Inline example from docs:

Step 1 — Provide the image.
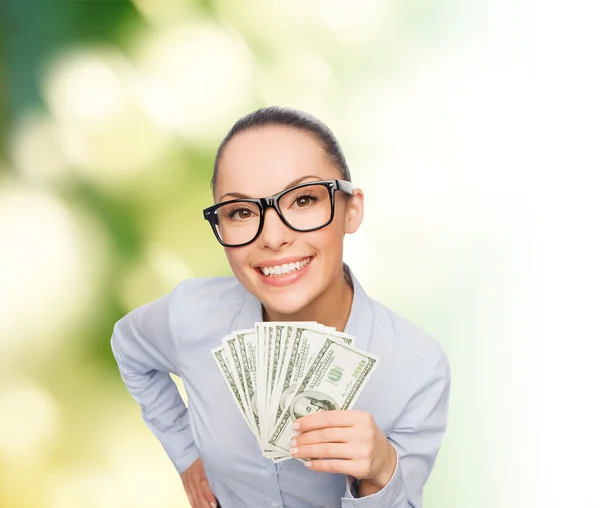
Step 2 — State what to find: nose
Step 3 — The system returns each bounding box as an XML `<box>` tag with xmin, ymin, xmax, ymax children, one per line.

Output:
<box><xmin>258</xmin><ymin>207</ymin><xmax>293</xmax><ymax>251</ymax></box>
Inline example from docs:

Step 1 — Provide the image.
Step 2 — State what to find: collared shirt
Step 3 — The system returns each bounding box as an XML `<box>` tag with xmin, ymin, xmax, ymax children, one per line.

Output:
<box><xmin>111</xmin><ymin>266</ymin><xmax>451</xmax><ymax>508</ymax></box>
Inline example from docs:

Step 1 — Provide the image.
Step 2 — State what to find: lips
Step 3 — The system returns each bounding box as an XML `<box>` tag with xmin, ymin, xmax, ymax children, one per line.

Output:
<box><xmin>256</xmin><ymin>257</ymin><xmax>312</xmax><ymax>277</ymax></box>
<box><xmin>254</xmin><ymin>256</ymin><xmax>314</xmax><ymax>286</ymax></box>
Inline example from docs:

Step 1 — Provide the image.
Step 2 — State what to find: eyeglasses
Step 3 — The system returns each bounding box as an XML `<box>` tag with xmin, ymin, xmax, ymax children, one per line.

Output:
<box><xmin>203</xmin><ymin>179</ymin><xmax>355</xmax><ymax>247</ymax></box>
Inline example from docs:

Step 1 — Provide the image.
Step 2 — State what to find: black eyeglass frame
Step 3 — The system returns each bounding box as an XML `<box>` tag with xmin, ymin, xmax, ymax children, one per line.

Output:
<box><xmin>203</xmin><ymin>179</ymin><xmax>355</xmax><ymax>247</ymax></box>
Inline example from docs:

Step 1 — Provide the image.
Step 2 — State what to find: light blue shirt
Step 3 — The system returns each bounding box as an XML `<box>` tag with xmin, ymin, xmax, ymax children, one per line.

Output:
<box><xmin>110</xmin><ymin>266</ymin><xmax>451</xmax><ymax>508</ymax></box>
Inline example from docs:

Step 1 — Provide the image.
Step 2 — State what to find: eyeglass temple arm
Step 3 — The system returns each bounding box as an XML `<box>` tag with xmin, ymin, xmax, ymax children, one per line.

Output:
<box><xmin>337</xmin><ymin>180</ymin><xmax>356</xmax><ymax>195</ymax></box>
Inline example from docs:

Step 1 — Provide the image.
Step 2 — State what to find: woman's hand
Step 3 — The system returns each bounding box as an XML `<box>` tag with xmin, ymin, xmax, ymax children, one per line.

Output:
<box><xmin>290</xmin><ymin>410</ymin><xmax>397</xmax><ymax>495</ymax></box>
<box><xmin>180</xmin><ymin>458</ymin><xmax>218</xmax><ymax>508</ymax></box>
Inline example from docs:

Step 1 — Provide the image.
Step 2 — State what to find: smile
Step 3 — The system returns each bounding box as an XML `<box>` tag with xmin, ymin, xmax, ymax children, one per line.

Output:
<box><xmin>258</xmin><ymin>257</ymin><xmax>312</xmax><ymax>277</ymax></box>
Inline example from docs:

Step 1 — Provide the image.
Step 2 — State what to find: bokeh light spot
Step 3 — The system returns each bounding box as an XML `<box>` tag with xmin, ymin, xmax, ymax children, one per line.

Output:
<box><xmin>10</xmin><ymin>111</ymin><xmax>68</xmax><ymax>183</ymax></box>
<box><xmin>0</xmin><ymin>381</ymin><xmax>61</xmax><ymax>463</ymax></box>
<box><xmin>43</xmin><ymin>48</ymin><xmax>172</xmax><ymax>184</ymax></box>
<box><xmin>0</xmin><ymin>183</ymin><xmax>104</xmax><ymax>365</ymax></box>
<box><xmin>135</xmin><ymin>21</ymin><xmax>254</xmax><ymax>144</ymax></box>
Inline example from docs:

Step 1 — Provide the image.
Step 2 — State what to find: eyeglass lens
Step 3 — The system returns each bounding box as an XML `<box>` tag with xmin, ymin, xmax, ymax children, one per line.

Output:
<box><xmin>214</xmin><ymin>184</ymin><xmax>332</xmax><ymax>246</ymax></box>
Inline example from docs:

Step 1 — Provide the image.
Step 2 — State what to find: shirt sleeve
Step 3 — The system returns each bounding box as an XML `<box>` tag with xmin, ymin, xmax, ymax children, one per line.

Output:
<box><xmin>341</xmin><ymin>352</ymin><xmax>451</xmax><ymax>508</ymax></box>
<box><xmin>110</xmin><ymin>292</ymin><xmax>201</xmax><ymax>474</ymax></box>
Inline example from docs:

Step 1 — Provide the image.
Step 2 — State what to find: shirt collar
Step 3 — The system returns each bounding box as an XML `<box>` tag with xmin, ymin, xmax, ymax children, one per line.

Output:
<box><xmin>343</xmin><ymin>263</ymin><xmax>374</xmax><ymax>352</ymax></box>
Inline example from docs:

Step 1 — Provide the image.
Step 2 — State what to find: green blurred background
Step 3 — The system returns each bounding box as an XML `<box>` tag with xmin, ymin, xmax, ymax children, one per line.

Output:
<box><xmin>0</xmin><ymin>1</ymin><xmax>537</xmax><ymax>507</ymax></box>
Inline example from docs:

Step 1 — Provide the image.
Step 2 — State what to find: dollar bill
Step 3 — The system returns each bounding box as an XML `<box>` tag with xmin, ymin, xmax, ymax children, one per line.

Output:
<box><xmin>254</xmin><ymin>323</ymin><xmax>267</xmax><ymax>442</ymax></box>
<box><xmin>273</xmin><ymin>326</ymin><xmax>355</xmax><ymax>424</ymax></box>
<box><xmin>211</xmin><ymin>345</ymin><xmax>253</xmax><ymax>428</ymax></box>
<box><xmin>267</xmin><ymin>324</ymin><xmax>295</xmax><ymax>427</ymax></box>
<box><xmin>213</xmin><ymin>321</ymin><xmax>376</xmax><ymax>463</ymax></box>
<box><xmin>267</xmin><ymin>338</ymin><xmax>378</xmax><ymax>454</ymax></box>
<box><xmin>234</xmin><ymin>330</ymin><xmax>260</xmax><ymax>433</ymax></box>
<box><xmin>223</xmin><ymin>333</ymin><xmax>258</xmax><ymax>438</ymax></box>
<box><xmin>264</xmin><ymin>325</ymin><xmax>275</xmax><ymax>428</ymax></box>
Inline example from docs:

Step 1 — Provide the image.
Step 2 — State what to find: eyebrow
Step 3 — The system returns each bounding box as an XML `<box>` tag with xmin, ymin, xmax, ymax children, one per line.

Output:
<box><xmin>218</xmin><ymin>175</ymin><xmax>325</xmax><ymax>202</ymax></box>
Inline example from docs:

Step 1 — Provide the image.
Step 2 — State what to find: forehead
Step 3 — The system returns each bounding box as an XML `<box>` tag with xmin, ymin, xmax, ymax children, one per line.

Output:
<box><xmin>216</xmin><ymin>126</ymin><xmax>337</xmax><ymax>199</ymax></box>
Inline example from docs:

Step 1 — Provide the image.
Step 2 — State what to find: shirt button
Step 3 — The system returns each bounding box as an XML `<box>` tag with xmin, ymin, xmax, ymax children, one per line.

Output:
<box><xmin>262</xmin><ymin>468</ymin><xmax>271</xmax><ymax>477</ymax></box>
<box><xmin>271</xmin><ymin>503</ymin><xmax>279</xmax><ymax>508</ymax></box>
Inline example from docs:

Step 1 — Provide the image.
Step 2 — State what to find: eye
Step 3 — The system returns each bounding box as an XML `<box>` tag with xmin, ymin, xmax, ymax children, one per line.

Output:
<box><xmin>293</xmin><ymin>193</ymin><xmax>317</xmax><ymax>208</ymax></box>
<box><xmin>227</xmin><ymin>207</ymin><xmax>256</xmax><ymax>220</ymax></box>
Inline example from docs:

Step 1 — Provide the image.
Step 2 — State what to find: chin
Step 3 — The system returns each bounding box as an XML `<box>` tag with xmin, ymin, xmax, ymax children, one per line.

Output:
<box><xmin>261</xmin><ymin>292</ymin><xmax>312</xmax><ymax>317</ymax></box>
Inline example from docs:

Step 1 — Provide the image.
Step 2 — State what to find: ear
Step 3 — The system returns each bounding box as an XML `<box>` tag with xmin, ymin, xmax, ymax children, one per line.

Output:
<box><xmin>344</xmin><ymin>187</ymin><xmax>364</xmax><ymax>234</ymax></box>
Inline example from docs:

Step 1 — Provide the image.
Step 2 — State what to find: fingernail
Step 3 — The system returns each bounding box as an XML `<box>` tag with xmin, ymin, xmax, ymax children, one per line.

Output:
<box><xmin>304</xmin><ymin>461</ymin><xmax>312</xmax><ymax>468</ymax></box>
<box><xmin>293</xmin><ymin>422</ymin><xmax>300</xmax><ymax>430</ymax></box>
<box><xmin>289</xmin><ymin>439</ymin><xmax>297</xmax><ymax>447</ymax></box>
<box><xmin>211</xmin><ymin>503</ymin><xmax>217</xmax><ymax>508</ymax></box>
<box><xmin>290</xmin><ymin>447</ymin><xmax>299</xmax><ymax>455</ymax></box>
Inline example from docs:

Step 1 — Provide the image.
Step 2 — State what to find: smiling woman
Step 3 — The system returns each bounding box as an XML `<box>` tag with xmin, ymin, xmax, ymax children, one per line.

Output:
<box><xmin>110</xmin><ymin>106</ymin><xmax>451</xmax><ymax>508</ymax></box>
<box><xmin>208</xmin><ymin>110</ymin><xmax>362</xmax><ymax>324</ymax></box>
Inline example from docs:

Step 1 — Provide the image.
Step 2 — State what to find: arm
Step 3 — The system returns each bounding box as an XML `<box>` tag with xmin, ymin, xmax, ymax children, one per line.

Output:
<box><xmin>110</xmin><ymin>293</ymin><xmax>201</xmax><ymax>474</ymax></box>
<box><xmin>291</xmin><ymin>352</ymin><xmax>451</xmax><ymax>508</ymax></box>
<box><xmin>343</xmin><ymin>353</ymin><xmax>451</xmax><ymax>507</ymax></box>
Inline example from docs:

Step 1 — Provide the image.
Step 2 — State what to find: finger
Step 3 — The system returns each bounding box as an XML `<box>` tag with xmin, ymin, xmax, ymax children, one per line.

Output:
<box><xmin>304</xmin><ymin>458</ymin><xmax>363</xmax><ymax>477</ymax></box>
<box><xmin>195</xmin><ymin>486</ymin><xmax>214</xmax><ymax>508</ymax></box>
<box><xmin>185</xmin><ymin>482</ymin><xmax>209</xmax><ymax>508</ymax></box>
<box><xmin>199</xmin><ymin>498</ymin><xmax>212</xmax><ymax>508</ymax></box>
<box><xmin>291</xmin><ymin>442</ymin><xmax>355</xmax><ymax>460</ymax></box>
<box><xmin>295</xmin><ymin>410</ymin><xmax>367</xmax><ymax>432</ymax></box>
<box><xmin>193</xmin><ymin>492</ymin><xmax>211</xmax><ymax>508</ymax></box>
<box><xmin>293</xmin><ymin>426</ymin><xmax>355</xmax><ymax>446</ymax></box>
<box><xmin>184</xmin><ymin>485</ymin><xmax>202</xmax><ymax>508</ymax></box>
<box><xmin>199</xmin><ymin>479</ymin><xmax>218</xmax><ymax>508</ymax></box>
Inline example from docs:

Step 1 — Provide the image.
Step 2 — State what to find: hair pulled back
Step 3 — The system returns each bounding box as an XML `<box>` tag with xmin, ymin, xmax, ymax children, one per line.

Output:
<box><xmin>211</xmin><ymin>106</ymin><xmax>351</xmax><ymax>191</ymax></box>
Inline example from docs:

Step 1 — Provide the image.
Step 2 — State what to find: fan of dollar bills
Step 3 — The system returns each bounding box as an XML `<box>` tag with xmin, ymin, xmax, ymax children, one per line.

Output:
<box><xmin>211</xmin><ymin>322</ymin><xmax>379</xmax><ymax>462</ymax></box>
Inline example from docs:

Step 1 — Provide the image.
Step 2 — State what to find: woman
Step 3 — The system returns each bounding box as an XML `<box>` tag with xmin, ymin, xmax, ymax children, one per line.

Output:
<box><xmin>111</xmin><ymin>106</ymin><xmax>451</xmax><ymax>508</ymax></box>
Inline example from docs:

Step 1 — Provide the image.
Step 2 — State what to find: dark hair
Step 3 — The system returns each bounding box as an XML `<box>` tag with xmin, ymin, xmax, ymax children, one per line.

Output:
<box><xmin>211</xmin><ymin>106</ymin><xmax>351</xmax><ymax>191</ymax></box>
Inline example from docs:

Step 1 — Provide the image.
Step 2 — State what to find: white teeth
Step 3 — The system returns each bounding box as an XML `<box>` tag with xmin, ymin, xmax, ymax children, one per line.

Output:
<box><xmin>259</xmin><ymin>257</ymin><xmax>312</xmax><ymax>277</ymax></box>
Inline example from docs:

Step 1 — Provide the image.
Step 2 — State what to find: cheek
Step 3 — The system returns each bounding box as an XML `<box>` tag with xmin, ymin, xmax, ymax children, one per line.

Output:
<box><xmin>224</xmin><ymin>247</ymin><xmax>251</xmax><ymax>276</ymax></box>
<box><xmin>316</xmin><ymin>213</ymin><xmax>346</xmax><ymax>250</ymax></box>
<box><xmin>303</xmin><ymin>225</ymin><xmax>344</xmax><ymax>268</ymax></box>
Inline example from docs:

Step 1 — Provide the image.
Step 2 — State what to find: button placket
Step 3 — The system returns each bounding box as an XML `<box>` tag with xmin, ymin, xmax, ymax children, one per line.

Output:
<box><xmin>262</xmin><ymin>461</ymin><xmax>284</xmax><ymax>508</ymax></box>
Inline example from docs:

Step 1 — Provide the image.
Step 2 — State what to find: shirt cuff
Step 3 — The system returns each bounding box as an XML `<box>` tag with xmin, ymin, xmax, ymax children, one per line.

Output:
<box><xmin>173</xmin><ymin>445</ymin><xmax>202</xmax><ymax>474</ymax></box>
<box><xmin>341</xmin><ymin>444</ymin><xmax>406</xmax><ymax>508</ymax></box>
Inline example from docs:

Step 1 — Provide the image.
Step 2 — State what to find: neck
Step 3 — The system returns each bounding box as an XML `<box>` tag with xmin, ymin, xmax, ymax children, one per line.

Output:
<box><xmin>262</xmin><ymin>264</ymin><xmax>354</xmax><ymax>332</ymax></box>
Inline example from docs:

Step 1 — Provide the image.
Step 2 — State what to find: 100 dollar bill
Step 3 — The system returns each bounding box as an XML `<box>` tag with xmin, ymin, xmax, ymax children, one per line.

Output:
<box><xmin>267</xmin><ymin>338</ymin><xmax>378</xmax><ymax>454</ymax></box>
<box><xmin>273</xmin><ymin>326</ymin><xmax>355</xmax><ymax>424</ymax></box>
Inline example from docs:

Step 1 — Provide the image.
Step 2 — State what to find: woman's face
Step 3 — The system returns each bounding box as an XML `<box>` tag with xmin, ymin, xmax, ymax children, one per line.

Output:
<box><xmin>214</xmin><ymin>126</ymin><xmax>363</xmax><ymax>315</ymax></box>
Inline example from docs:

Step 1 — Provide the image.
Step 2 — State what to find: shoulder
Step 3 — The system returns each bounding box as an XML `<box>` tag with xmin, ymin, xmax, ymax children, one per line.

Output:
<box><xmin>114</xmin><ymin>275</ymin><xmax>245</xmax><ymax>337</ymax></box>
<box><xmin>168</xmin><ymin>275</ymin><xmax>249</xmax><ymax>323</ymax></box>
<box><xmin>116</xmin><ymin>275</ymin><xmax>247</xmax><ymax>337</ymax></box>
<box><xmin>171</xmin><ymin>275</ymin><xmax>247</xmax><ymax>309</ymax></box>
<box><xmin>352</xmin><ymin>287</ymin><xmax>450</xmax><ymax>430</ymax></box>
<box><xmin>167</xmin><ymin>275</ymin><xmax>251</xmax><ymax>342</ymax></box>
<box><xmin>367</xmin><ymin>295</ymin><xmax>450</xmax><ymax>378</ymax></box>
<box><xmin>111</xmin><ymin>275</ymin><xmax>250</xmax><ymax>372</ymax></box>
